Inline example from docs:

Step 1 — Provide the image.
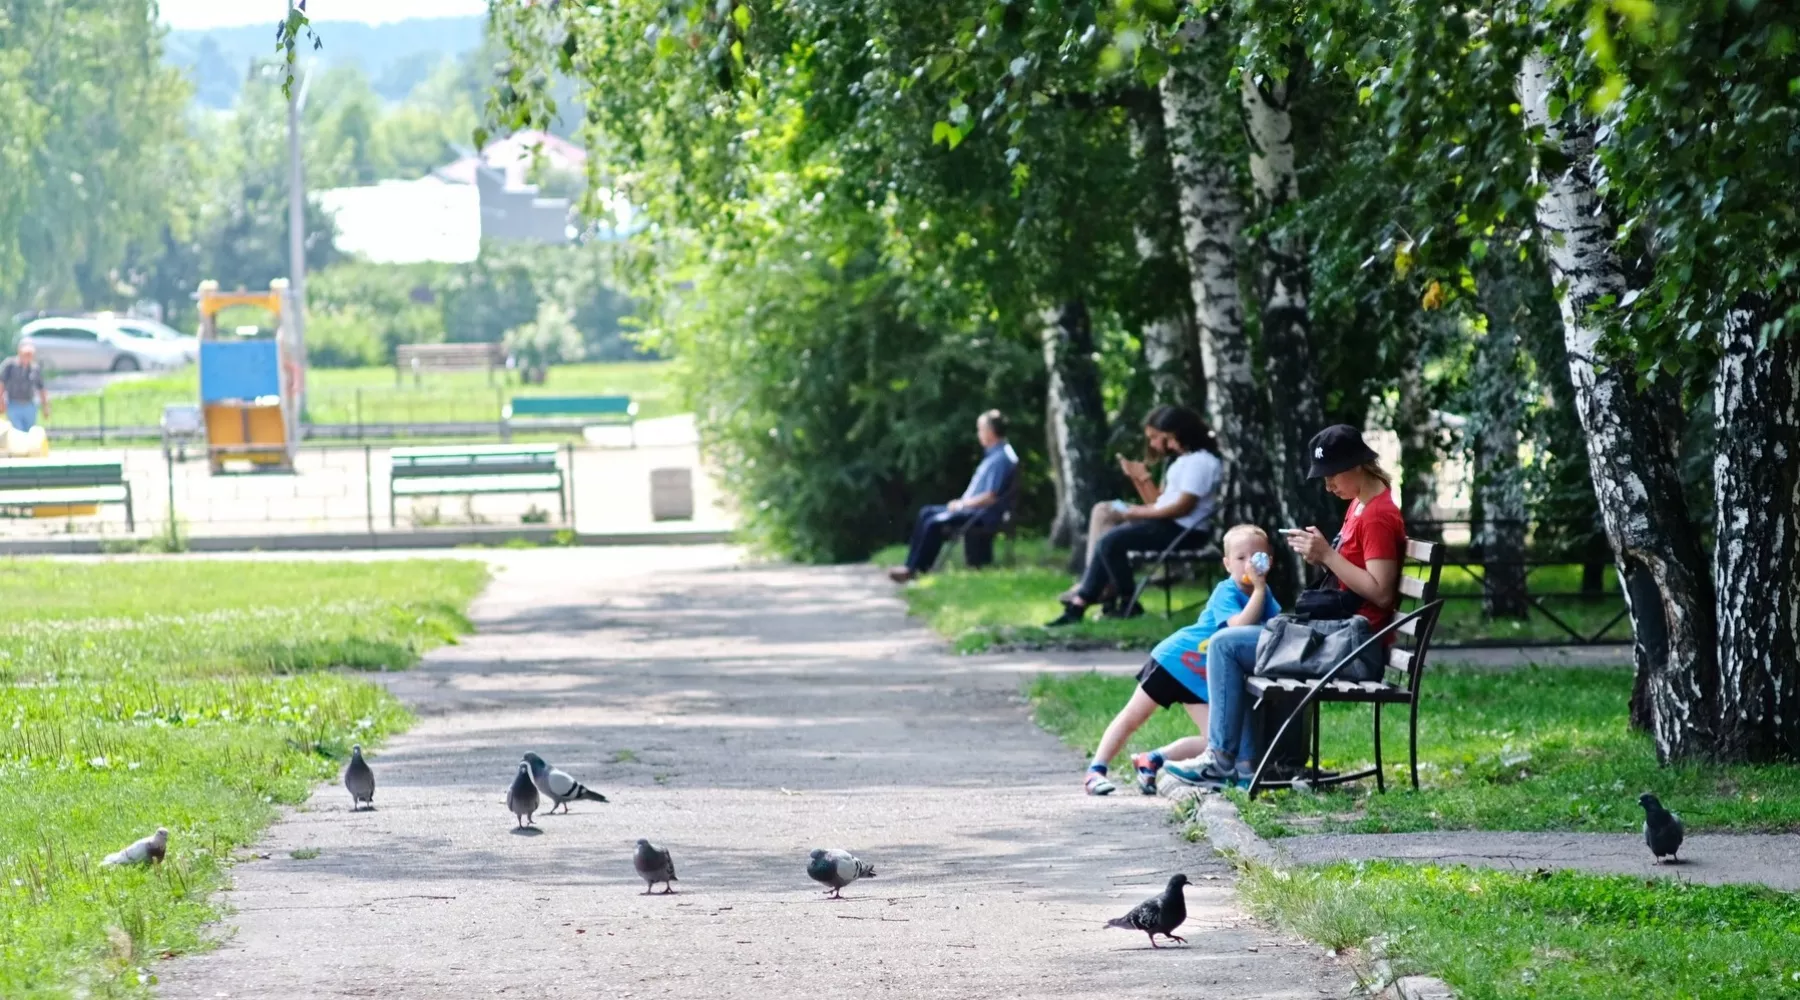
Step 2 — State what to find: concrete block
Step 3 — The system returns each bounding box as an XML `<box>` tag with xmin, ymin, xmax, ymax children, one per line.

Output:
<box><xmin>650</xmin><ymin>467</ymin><xmax>695</xmax><ymax>521</ymax></box>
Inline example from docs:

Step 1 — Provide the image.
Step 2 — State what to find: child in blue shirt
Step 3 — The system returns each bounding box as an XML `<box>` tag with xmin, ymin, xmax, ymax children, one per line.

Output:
<box><xmin>1085</xmin><ymin>524</ymin><xmax>1281</xmax><ymax>795</ymax></box>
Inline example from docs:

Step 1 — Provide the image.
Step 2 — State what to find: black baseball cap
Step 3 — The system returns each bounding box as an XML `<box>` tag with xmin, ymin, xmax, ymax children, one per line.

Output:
<box><xmin>1307</xmin><ymin>424</ymin><xmax>1379</xmax><ymax>479</ymax></box>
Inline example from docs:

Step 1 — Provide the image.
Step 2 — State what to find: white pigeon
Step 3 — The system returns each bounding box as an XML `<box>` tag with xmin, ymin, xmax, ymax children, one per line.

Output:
<box><xmin>103</xmin><ymin>827</ymin><xmax>169</xmax><ymax>866</ymax></box>
<box><xmin>522</xmin><ymin>752</ymin><xmax>608</xmax><ymax>813</ymax></box>
<box><xmin>807</xmin><ymin>848</ymin><xmax>876</xmax><ymax>899</ymax></box>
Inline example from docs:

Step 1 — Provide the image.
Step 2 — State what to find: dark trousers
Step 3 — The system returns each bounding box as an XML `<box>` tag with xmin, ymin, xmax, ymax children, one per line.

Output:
<box><xmin>904</xmin><ymin>505</ymin><xmax>996</xmax><ymax>573</ymax></box>
<box><xmin>1075</xmin><ymin>519</ymin><xmax>1187</xmax><ymax>606</ymax></box>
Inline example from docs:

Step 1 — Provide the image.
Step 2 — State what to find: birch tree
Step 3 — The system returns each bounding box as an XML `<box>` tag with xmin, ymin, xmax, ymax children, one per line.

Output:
<box><xmin>1042</xmin><ymin>300</ymin><xmax>1108</xmax><ymax>567</ymax></box>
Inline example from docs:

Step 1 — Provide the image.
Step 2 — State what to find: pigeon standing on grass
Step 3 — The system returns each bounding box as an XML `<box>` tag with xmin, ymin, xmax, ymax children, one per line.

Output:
<box><xmin>634</xmin><ymin>839</ymin><xmax>678</xmax><ymax>894</ymax></box>
<box><xmin>507</xmin><ymin>762</ymin><xmax>541</xmax><ymax>829</ymax></box>
<box><xmin>343</xmin><ymin>744</ymin><xmax>375</xmax><ymax>811</ymax></box>
<box><xmin>807</xmin><ymin>848</ymin><xmax>875</xmax><ymax>899</ymax></box>
<box><xmin>522</xmin><ymin>752</ymin><xmax>609</xmax><ymax>813</ymax></box>
<box><xmin>1639</xmin><ymin>792</ymin><xmax>1685</xmax><ymax>864</ymax></box>
<box><xmin>1105</xmin><ymin>873</ymin><xmax>1190</xmax><ymax>948</ymax></box>
<box><xmin>103</xmin><ymin>828</ymin><xmax>169</xmax><ymax>867</ymax></box>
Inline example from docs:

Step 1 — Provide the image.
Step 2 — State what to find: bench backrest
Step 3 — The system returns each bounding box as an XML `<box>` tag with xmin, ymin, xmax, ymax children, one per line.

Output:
<box><xmin>396</xmin><ymin>343</ymin><xmax>504</xmax><ymax>369</ymax></box>
<box><xmin>0</xmin><ymin>459</ymin><xmax>126</xmax><ymax>489</ymax></box>
<box><xmin>507</xmin><ymin>395</ymin><xmax>636</xmax><ymax>417</ymax></box>
<box><xmin>1390</xmin><ymin>537</ymin><xmax>1448</xmax><ymax>695</ymax></box>
<box><xmin>389</xmin><ymin>445</ymin><xmax>559</xmax><ymax>478</ymax></box>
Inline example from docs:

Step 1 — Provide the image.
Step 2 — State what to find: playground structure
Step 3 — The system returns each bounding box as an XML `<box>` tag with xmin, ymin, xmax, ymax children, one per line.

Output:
<box><xmin>196</xmin><ymin>280</ymin><xmax>302</xmax><ymax>474</ymax></box>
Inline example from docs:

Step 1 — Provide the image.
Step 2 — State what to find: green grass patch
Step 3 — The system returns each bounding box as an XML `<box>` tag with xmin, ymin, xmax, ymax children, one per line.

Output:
<box><xmin>882</xmin><ymin>539</ymin><xmax>1630</xmax><ymax>651</ymax></box>
<box><xmin>1026</xmin><ymin>667</ymin><xmax>1800</xmax><ymax>836</ymax></box>
<box><xmin>0</xmin><ymin>557</ymin><xmax>488</xmax><ymax>999</ymax></box>
<box><xmin>1240</xmin><ymin>861</ymin><xmax>1800</xmax><ymax>1000</ymax></box>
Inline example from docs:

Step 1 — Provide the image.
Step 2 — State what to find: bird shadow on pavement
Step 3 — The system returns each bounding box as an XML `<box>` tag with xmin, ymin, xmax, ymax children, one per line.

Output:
<box><xmin>509</xmin><ymin>827</ymin><xmax>544</xmax><ymax>837</ymax></box>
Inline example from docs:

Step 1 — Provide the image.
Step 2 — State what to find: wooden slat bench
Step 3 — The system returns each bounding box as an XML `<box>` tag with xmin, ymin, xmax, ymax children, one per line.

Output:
<box><xmin>1246</xmin><ymin>537</ymin><xmax>1448</xmax><ymax>797</ymax></box>
<box><xmin>388</xmin><ymin>445</ymin><xmax>565</xmax><ymax>527</ymax></box>
<box><xmin>501</xmin><ymin>395</ymin><xmax>637</xmax><ymax>446</ymax></box>
<box><xmin>0</xmin><ymin>458</ymin><xmax>134</xmax><ymax>529</ymax></box>
<box><xmin>394</xmin><ymin>343</ymin><xmax>507</xmax><ymax>386</ymax></box>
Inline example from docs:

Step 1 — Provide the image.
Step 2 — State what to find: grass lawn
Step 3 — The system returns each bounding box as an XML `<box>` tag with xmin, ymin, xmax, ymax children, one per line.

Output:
<box><xmin>879</xmin><ymin>538</ymin><xmax>1630</xmax><ymax>652</ymax></box>
<box><xmin>1026</xmin><ymin>667</ymin><xmax>1800</xmax><ymax>836</ymax></box>
<box><xmin>51</xmin><ymin>360</ymin><xmax>684</xmax><ymax>431</ymax></box>
<box><xmin>0</xmin><ymin>558</ymin><xmax>489</xmax><ymax>999</ymax></box>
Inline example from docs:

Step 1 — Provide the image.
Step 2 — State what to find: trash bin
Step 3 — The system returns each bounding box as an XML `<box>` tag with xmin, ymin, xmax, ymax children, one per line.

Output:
<box><xmin>649</xmin><ymin>468</ymin><xmax>694</xmax><ymax>521</ymax></box>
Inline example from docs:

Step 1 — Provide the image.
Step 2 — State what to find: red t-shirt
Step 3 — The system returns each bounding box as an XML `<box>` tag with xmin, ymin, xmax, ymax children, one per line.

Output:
<box><xmin>1335</xmin><ymin>488</ymin><xmax>1406</xmax><ymax>630</ymax></box>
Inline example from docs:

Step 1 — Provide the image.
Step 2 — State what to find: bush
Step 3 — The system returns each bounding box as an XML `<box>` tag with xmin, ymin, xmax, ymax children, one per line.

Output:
<box><xmin>305</xmin><ymin>305</ymin><xmax>389</xmax><ymax>367</ymax></box>
<box><xmin>503</xmin><ymin>301</ymin><xmax>585</xmax><ymax>370</ymax></box>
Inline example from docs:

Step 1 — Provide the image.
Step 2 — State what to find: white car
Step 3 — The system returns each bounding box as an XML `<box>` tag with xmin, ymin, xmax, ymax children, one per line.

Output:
<box><xmin>110</xmin><ymin>317</ymin><xmax>200</xmax><ymax>363</ymax></box>
<box><xmin>19</xmin><ymin>317</ymin><xmax>193</xmax><ymax>373</ymax></box>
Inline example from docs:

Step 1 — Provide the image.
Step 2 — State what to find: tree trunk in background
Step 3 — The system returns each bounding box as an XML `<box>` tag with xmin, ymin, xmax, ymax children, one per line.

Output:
<box><xmin>1520</xmin><ymin>53</ymin><xmax>1717</xmax><ymax>762</ymax></box>
<box><xmin>1131</xmin><ymin>106</ymin><xmax>1206</xmax><ymax>415</ymax></box>
<box><xmin>1711</xmin><ymin>299</ymin><xmax>1800</xmax><ymax>761</ymax></box>
<box><xmin>1241</xmin><ymin>73</ymin><xmax>1334</xmax><ymax>533</ymax></box>
<box><xmin>1160</xmin><ymin>57</ymin><xmax>1283</xmax><ymax>538</ymax></box>
<box><xmin>1394</xmin><ymin>318</ymin><xmax>1440</xmax><ymax>537</ymax></box>
<box><xmin>1042</xmin><ymin>300</ymin><xmax>1108</xmax><ymax>573</ymax></box>
<box><xmin>1473</xmin><ymin>262</ymin><xmax>1530</xmax><ymax>619</ymax></box>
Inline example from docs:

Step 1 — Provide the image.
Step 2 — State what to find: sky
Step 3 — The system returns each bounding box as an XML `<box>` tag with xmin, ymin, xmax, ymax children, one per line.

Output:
<box><xmin>158</xmin><ymin>0</ymin><xmax>489</xmax><ymax>30</ymax></box>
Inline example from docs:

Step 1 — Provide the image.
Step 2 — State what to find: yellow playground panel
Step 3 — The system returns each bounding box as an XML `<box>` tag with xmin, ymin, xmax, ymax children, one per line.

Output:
<box><xmin>196</xmin><ymin>280</ymin><xmax>302</xmax><ymax>474</ymax></box>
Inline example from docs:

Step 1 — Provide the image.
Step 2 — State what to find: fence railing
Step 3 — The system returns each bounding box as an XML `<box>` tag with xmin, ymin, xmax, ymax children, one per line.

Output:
<box><xmin>49</xmin><ymin>386</ymin><xmax>536</xmax><ymax>442</ymax></box>
<box><xmin>1402</xmin><ymin>517</ymin><xmax>1628</xmax><ymax>648</ymax></box>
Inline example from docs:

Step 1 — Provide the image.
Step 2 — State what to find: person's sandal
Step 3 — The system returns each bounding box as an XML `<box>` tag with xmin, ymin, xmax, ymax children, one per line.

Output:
<box><xmin>1130</xmin><ymin>752</ymin><xmax>1162</xmax><ymax>795</ymax></box>
<box><xmin>1085</xmin><ymin>771</ymin><xmax>1117</xmax><ymax>796</ymax></box>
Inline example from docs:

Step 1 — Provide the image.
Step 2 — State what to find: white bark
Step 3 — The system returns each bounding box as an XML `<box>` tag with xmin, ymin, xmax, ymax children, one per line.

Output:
<box><xmin>1041</xmin><ymin>301</ymin><xmax>1107</xmax><ymax>568</ymax></box>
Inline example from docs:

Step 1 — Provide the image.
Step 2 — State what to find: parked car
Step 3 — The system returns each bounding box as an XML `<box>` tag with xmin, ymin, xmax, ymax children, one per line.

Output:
<box><xmin>109</xmin><ymin>316</ymin><xmax>200</xmax><ymax>363</ymax></box>
<box><xmin>19</xmin><ymin>317</ymin><xmax>192</xmax><ymax>373</ymax></box>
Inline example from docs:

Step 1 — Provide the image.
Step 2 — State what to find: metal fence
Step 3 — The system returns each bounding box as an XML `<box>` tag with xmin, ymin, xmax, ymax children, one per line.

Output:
<box><xmin>49</xmin><ymin>385</ymin><xmax>540</xmax><ymax>443</ymax></box>
<box><xmin>1404</xmin><ymin>518</ymin><xmax>1628</xmax><ymax>648</ymax></box>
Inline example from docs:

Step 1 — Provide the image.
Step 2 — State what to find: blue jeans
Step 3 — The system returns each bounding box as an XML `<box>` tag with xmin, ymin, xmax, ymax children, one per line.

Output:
<box><xmin>5</xmin><ymin>403</ymin><xmax>36</xmax><ymax>432</ymax></box>
<box><xmin>1203</xmin><ymin>625</ymin><xmax>1264</xmax><ymax>765</ymax></box>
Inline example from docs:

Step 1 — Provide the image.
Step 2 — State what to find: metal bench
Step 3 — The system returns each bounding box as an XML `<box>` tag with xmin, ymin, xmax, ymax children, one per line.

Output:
<box><xmin>930</xmin><ymin>465</ymin><xmax>1022</xmax><ymax>571</ymax></box>
<box><xmin>501</xmin><ymin>395</ymin><xmax>637</xmax><ymax>446</ymax></box>
<box><xmin>395</xmin><ymin>343</ymin><xmax>507</xmax><ymax>386</ymax></box>
<box><xmin>1247</xmin><ymin>538</ymin><xmax>1448</xmax><ymax>797</ymax></box>
<box><xmin>1125</xmin><ymin>523</ymin><xmax>1220</xmax><ymax>618</ymax></box>
<box><xmin>0</xmin><ymin>458</ymin><xmax>134</xmax><ymax>529</ymax></box>
<box><xmin>388</xmin><ymin>445</ymin><xmax>566</xmax><ymax>527</ymax></box>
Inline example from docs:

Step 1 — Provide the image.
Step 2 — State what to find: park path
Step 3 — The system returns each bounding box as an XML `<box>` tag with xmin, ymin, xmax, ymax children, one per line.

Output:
<box><xmin>159</xmin><ymin>547</ymin><xmax>1354</xmax><ymax>1000</ymax></box>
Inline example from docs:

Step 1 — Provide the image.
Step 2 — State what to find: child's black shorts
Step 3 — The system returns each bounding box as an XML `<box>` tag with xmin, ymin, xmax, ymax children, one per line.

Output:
<box><xmin>1136</xmin><ymin>657</ymin><xmax>1206</xmax><ymax>708</ymax></box>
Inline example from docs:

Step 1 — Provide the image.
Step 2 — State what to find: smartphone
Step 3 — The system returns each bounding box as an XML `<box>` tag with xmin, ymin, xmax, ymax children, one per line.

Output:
<box><xmin>1110</xmin><ymin>499</ymin><xmax>1131</xmax><ymax>513</ymax></box>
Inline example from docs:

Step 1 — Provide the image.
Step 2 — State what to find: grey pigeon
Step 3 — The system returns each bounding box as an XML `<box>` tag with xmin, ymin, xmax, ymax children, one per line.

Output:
<box><xmin>507</xmin><ymin>762</ymin><xmax>540</xmax><ymax>828</ymax></box>
<box><xmin>103</xmin><ymin>827</ymin><xmax>168</xmax><ymax>867</ymax></box>
<box><xmin>343</xmin><ymin>744</ymin><xmax>375</xmax><ymax>811</ymax></box>
<box><xmin>1105</xmin><ymin>873</ymin><xmax>1190</xmax><ymax>948</ymax></box>
<box><xmin>634</xmin><ymin>839</ymin><xmax>678</xmax><ymax>894</ymax></box>
<box><xmin>1639</xmin><ymin>792</ymin><xmax>1685</xmax><ymax>864</ymax></box>
<box><xmin>807</xmin><ymin>848</ymin><xmax>875</xmax><ymax>899</ymax></box>
<box><xmin>522</xmin><ymin>752</ymin><xmax>608</xmax><ymax>813</ymax></box>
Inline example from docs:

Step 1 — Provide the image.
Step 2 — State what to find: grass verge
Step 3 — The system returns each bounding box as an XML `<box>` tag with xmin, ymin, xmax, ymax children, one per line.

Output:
<box><xmin>1026</xmin><ymin>667</ymin><xmax>1800</xmax><ymax>836</ymax></box>
<box><xmin>1240</xmin><ymin>861</ymin><xmax>1800</xmax><ymax>1000</ymax></box>
<box><xmin>0</xmin><ymin>557</ymin><xmax>489</xmax><ymax>999</ymax></box>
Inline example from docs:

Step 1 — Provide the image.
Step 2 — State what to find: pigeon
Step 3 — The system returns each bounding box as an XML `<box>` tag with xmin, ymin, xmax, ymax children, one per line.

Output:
<box><xmin>1639</xmin><ymin>792</ymin><xmax>1685</xmax><ymax>864</ymax></box>
<box><xmin>102</xmin><ymin>827</ymin><xmax>169</xmax><ymax>867</ymax></box>
<box><xmin>522</xmin><ymin>752</ymin><xmax>608</xmax><ymax>813</ymax></box>
<box><xmin>343</xmin><ymin>744</ymin><xmax>375</xmax><ymax>811</ymax></box>
<box><xmin>634</xmin><ymin>839</ymin><xmax>678</xmax><ymax>894</ymax></box>
<box><xmin>507</xmin><ymin>762</ymin><xmax>541</xmax><ymax>828</ymax></box>
<box><xmin>1105</xmin><ymin>873</ymin><xmax>1190</xmax><ymax>948</ymax></box>
<box><xmin>807</xmin><ymin>848</ymin><xmax>875</xmax><ymax>899</ymax></box>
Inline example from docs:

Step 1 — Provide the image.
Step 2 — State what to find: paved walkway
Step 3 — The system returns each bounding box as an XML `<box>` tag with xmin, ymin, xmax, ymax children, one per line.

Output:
<box><xmin>159</xmin><ymin>548</ymin><xmax>1355</xmax><ymax>1000</ymax></box>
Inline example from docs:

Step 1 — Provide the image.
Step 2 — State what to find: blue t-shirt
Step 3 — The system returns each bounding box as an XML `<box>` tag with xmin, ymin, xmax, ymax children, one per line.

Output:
<box><xmin>1149</xmin><ymin>579</ymin><xmax>1282</xmax><ymax>701</ymax></box>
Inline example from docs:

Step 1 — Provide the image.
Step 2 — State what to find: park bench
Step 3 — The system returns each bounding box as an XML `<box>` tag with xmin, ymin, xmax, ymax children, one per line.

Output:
<box><xmin>501</xmin><ymin>395</ymin><xmax>637</xmax><ymax>446</ymax></box>
<box><xmin>930</xmin><ymin>464</ymin><xmax>1022</xmax><ymax>571</ymax></box>
<box><xmin>394</xmin><ymin>343</ymin><xmax>507</xmax><ymax>386</ymax></box>
<box><xmin>1246</xmin><ymin>537</ymin><xmax>1447</xmax><ymax>797</ymax></box>
<box><xmin>1126</xmin><ymin>524</ymin><xmax>1221</xmax><ymax>618</ymax></box>
<box><xmin>0</xmin><ymin>458</ymin><xmax>135</xmax><ymax>529</ymax></box>
<box><xmin>388</xmin><ymin>444</ymin><xmax>566</xmax><ymax>527</ymax></box>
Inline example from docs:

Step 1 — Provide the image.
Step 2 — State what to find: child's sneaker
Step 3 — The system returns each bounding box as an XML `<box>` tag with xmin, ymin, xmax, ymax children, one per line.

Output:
<box><xmin>1085</xmin><ymin>771</ymin><xmax>1117</xmax><ymax>796</ymax></box>
<box><xmin>1130</xmin><ymin>752</ymin><xmax>1163</xmax><ymax>795</ymax></box>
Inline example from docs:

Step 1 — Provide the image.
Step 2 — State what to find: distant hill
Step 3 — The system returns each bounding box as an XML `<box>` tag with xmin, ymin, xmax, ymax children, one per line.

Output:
<box><xmin>165</xmin><ymin>16</ymin><xmax>487</xmax><ymax>108</ymax></box>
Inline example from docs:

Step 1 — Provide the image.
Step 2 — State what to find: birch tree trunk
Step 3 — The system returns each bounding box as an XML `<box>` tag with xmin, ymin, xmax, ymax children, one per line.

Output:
<box><xmin>1711</xmin><ymin>298</ymin><xmax>1800</xmax><ymax>761</ymax></box>
<box><xmin>1042</xmin><ymin>300</ymin><xmax>1108</xmax><ymax>572</ymax></box>
<box><xmin>1160</xmin><ymin>58</ymin><xmax>1282</xmax><ymax>535</ymax></box>
<box><xmin>1241</xmin><ymin>73</ymin><xmax>1334</xmax><ymax>532</ymax></box>
<box><xmin>1473</xmin><ymin>262</ymin><xmax>1531</xmax><ymax>619</ymax></box>
<box><xmin>1131</xmin><ymin>107</ymin><xmax>1206</xmax><ymax>415</ymax></box>
<box><xmin>1395</xmin><ymin>324</ymin><xmax>1440</xmax><ymax>535</ymax></box>
<box><xmin>1520</xmin><ymin>53</ymin><xmax>1718</xmax><ymax>762</ymax></box>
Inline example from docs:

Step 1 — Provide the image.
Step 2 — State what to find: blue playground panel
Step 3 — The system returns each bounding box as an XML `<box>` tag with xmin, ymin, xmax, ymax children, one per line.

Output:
<box><xmin>200</xmin><ymin>341</ymin><xmax>282</xmax><ymax>402</ymax></box>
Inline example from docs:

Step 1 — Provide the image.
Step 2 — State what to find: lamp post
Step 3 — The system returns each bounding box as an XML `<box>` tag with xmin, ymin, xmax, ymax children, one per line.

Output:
<box><xmin>286</xmin><ymin>2</ymin><xmax>313</xmax><ymax>416</ymax></box>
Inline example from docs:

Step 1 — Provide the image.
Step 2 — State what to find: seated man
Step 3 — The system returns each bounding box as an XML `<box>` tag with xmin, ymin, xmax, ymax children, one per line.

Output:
<box><xmin>889</xmin><ymin>409</ymin><xmax>1017</xmax><ymax>583</ymax></box>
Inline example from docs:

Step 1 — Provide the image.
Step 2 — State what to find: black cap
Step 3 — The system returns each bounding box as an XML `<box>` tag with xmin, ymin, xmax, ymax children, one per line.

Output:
<box><xmin>1307</xmin><ymin>424</ymin><xmax>1378</xmax><ymax>479</ymax></box>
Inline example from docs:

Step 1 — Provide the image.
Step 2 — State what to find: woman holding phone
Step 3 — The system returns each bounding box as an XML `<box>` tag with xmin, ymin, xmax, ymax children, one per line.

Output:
<box><xmin>1047</xmin><ymin>405</ymin><xmax>1222</xmax><ymax>626</ymax></box>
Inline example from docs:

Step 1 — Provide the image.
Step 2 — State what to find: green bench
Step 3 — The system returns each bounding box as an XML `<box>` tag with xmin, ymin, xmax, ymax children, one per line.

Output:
<box><xmin>0</xmin><ymin>458</ymin><xmax>135</xmax><ymax>529</ymax></box>
<box><xmin>501</xmin><ymin>395</ymin><xmax>638</xmax><ymax>446</ymax></box>
<box><xmin>388</xmin><ymin>445</ymin><xmax>566</xmax><ymax>527</ymax></box>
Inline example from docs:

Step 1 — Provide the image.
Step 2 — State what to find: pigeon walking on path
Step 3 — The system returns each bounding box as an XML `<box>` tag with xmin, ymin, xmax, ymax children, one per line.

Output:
<box><xmin>522</xmin><ymin>752</ymin><xmax>608</xmax><ymax>813</ymax></box>
<box><xmin>1640</xmin><ymin>792</ymin><xmax>1685</xmax><ymax>864</ymax></box>
<box><xmin>507</xmin><ymin>762</ymin><xmax>541</xmax><ymax>828</ymax></box>
<box><xmin>343</xmin><ymin>744</ymin><xmax>375</xmax><ymax>811</ymax></box>
<box><xmin>1105</xmin><ymin>874</ymin><xmax>1190</xmax><ymax>948</ymax></box>
<box><xmin>807</xmin><ymin>848</ymin><xmax>875</xmax><ymax>899</ymax></box>
<box><xmin>634</xmin><ymin>839</ymin><xmax>678</xmax><ymax>894</ymax></box>
<box><xmin>103</xmin><ymin>827</ymin><xmax>169</xmax><ymax>867</ymax></box>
